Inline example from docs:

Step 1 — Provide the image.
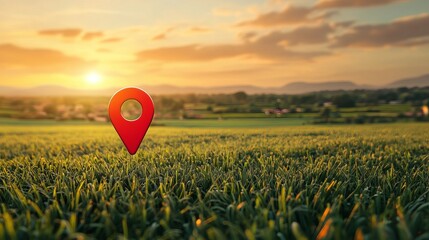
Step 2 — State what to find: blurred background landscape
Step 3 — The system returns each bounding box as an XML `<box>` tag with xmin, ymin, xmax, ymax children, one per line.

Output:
<box><xmin>0</xmin><ymin>82</ymin><xmax>428</xmax><ymax>127</ymax></box>
<box><xmin>1</xmin><ymin>0</ymin><xmax>428</xmax><ymax>128</ymax></box>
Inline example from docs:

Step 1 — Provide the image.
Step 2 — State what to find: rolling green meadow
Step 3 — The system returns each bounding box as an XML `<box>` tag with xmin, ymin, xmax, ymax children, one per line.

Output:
<box><xmin>0</xmin><ymin>122</ymin><xmax>428</xmax><ymax>239</ymax></box>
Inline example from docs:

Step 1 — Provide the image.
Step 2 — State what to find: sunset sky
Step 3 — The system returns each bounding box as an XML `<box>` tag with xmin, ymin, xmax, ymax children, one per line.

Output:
<box><xmin>1</xmin><ymin>0</ymin><xmax>428</xmax><ymax>89</ymax></box>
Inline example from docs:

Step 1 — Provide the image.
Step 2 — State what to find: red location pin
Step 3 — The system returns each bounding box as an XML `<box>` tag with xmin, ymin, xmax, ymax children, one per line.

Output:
<box><xmin>109</xmin><ymin>87</ymin><xmax>154</xmax><ymax>155</ymax></box>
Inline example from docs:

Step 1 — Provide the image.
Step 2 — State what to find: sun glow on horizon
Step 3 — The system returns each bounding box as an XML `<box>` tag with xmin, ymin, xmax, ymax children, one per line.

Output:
<box><xmin>85</xmin><ymin>71</ymin><xmax>102</xmax><ymax>85</ymax></box>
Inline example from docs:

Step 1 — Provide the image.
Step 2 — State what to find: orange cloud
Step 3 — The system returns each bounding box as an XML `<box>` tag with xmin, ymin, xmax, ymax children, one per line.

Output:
<box><xmin>0</xmin><ymin>43</ymin><xmax>90</xmax><ymax>72</ymax></box>
<box><xmin>257</xmin><ymin>24</ymin><xmax>334</xmax><ymax>46</ymax></box>
<box><xmin>100</xmin><ymin>37</ymin><xmax>122</xmax><ymax>43</ymax></box>
<box><xmin>152</xmin><ymin>33</ymin><xmax>167</xmax><ymax>41</ymax></box>
<box><xmin>333</xmin><ymin>14</ymin><xmax>429</xmax><ymax>47</ymax></box>
<box><xmin>189</xmin><ymin>27</ymin><xmax>211</xmax><ymax>33</ymax></box>
<box><xmin>152</xmin><ymin>27</ymin><xmax>176</xmax><ymax>41</ymax></box>
<box><xmin>237</xmin><ymin>6</ymin><xmax>336</xmax><ymax>27</ymax></box>
<box><xmin>239</xmin><ymin>32</ymin><xmax>258</xmax><ymax>42</ymax></box>
<box><xmin>39</xmin><ymin>28</ymin><xmax>107</xmax><ymax>41</ymax></box>
<box><xmin>82</xmin><ymin>31</ymin><xmax>104</xmax><ymax>41</ymax></box>
<box><xmin>137</xmin><ymin>35</ymin><xmax>329</xmax><ymax>63</ymax></box>
<box><xmin>137</xmin><ymin>22</ymin><xmax>340</xmax><ymax>63</ymax></box>
<box><xmin>38</xmin><ymin>28</ymin><xmax>82</xmax><ymax>38</ymax></box>
<box><xmin>316</xmin><ymin>0</ymin><xmax>408</xmax><ymax>8</ymax></box>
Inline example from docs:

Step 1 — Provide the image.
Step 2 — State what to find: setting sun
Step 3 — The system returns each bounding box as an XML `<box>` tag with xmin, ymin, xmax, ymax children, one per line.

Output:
<box><xmin>85</xmin><ymin>72</ymin><xmax>102</xmax><ymax>85</ymax></box>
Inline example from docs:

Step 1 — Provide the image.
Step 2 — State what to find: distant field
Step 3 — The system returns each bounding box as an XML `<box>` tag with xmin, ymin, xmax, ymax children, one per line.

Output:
<box><xmin>340</xmin><ymin>104</ymin><xmax>412</xmax><ymax>113</ymax></box>
<box><xmin>0</xmin><ymin>124</ymin><xmax>428</xmax><ymax>239</ymax></box>
<box><xmin>0</xmin><ymin>117</ymin><xmax>310</xmax><ymax>128</ymax></box>
<box><xmin>0</xmin><ymin>102</ymin><xmax>414</xmax><ymax>123</ymax></box>
<box><xmin>156</xmin><ymin>118</ymin><xmax>309</xmax><ymax>128</ymax></box>
<box><xmin>0</xmin><ymin>118</ymin><xmax>108</xmax><ymax>126</ymax></box>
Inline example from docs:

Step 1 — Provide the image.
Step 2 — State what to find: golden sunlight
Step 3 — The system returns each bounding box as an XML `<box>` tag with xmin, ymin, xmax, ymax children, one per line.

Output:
<box><xmin>85</xmin><ymin>71</ymin><xmax>102</xmax><ymax>85</ymax></box>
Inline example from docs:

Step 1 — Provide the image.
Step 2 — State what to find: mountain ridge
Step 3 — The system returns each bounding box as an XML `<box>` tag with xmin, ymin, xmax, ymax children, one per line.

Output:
<box><xmin>388</xmin><ymin>73</ymin><xmax>429</xmax><ymax>88</ymax></box>
<box><xmin>1</xmin><ymin>73</ymin><xmax>428</xmax><ymax>96</ymax></box>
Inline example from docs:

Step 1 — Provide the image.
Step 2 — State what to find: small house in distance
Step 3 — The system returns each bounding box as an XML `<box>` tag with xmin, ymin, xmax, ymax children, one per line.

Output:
<box><xmin>264</xmin><ymin>108</ymin><xmax>289</xmax><ymax>116</ymax></box>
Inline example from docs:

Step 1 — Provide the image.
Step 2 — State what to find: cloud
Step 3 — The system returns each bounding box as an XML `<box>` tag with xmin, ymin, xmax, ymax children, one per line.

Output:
<box><xmin>152</xmin><ymin>27</ymin><xmax>175</xmax><ymax>41</ymax></box>
<box><xmin>237</xmin><ymin>5</ymin><xmax>336</xmax><ymax>27</ymax></box>
<box><xmin>38</xmin><ymin>28</ymin><xmax>82</xmax><ymax>38</ymax></box>
<box><xmin>137</xmin><ymin>44</ymin><xmax>328</xmax><ymax>62</ymax></box>
<box><xmin>315</xmin><ymin>0</ymin><xmax>407</xmax><ymax>8</ymax></box>
<box><xmin>82</xmin><ymin>31</ymin><xmax>104</xmax><ymax>41</ymax></box>
<box><xmin>152</xmin><ymin>33</ymin><xmax>167</xmax><ymax>41</ymax></box>
<box><xmin>39</xmin><ymin>28</ymin><xmax>107</xmax><ymax>41</ymax></box>
<box><xmin>136</xmin><ymin>26</ymin><xmax>332</xmax><ymax>63</ymax></box>
<box><xmin>239</xmin><ymin>32</ymin><xmax>258</xmax><ymax>42</ymax></box>
<box><xmin>100</xmin><ymin>37</ymin><xmax>122</xmax><ymax>43</ymax></box>
<box><xmin>395</xmin><ymin>38</ymin><xmax>429</xmax><ymax>47</ymax></box>
<box><xmin>0</xmin><ymin>43</ymin><xmax>89</xmax><ymax>71</ymax></box>
<box><xmin>257</xmin><ymin>24</ymin><xmax>335</xmax><ymax>46</ymax></box>
<box><xmin>189</xmin><ymin>27</ymin><xmax>211</xmax><ymax>33</ymax></box>
<box><xmin>332</xmin><ymin>14</ymin><xmax>429</xmax><ymax>47</ymax></box>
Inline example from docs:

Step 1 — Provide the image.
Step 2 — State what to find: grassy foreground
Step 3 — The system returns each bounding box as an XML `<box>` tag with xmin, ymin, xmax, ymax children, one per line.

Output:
<box><xmin>0</xmin><ymin>124</ymin><xmax>428</xmax><ymax>239</ymax></box>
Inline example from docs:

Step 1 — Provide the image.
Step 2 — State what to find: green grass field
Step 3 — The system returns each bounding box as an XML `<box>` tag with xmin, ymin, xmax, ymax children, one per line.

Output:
<box><xmin>0</xmin><ymin>124</ymin><xmax>428</xmax><ymax>239</ymax></box>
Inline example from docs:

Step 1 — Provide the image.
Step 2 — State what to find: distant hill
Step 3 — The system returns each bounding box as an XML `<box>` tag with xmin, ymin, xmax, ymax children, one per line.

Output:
<box><xmin>0</xmin><ymin>83</ymin><xmax>364</xmax><ymax>96</ymax></box>
<box><xmin>1</xmin><ymin>73</ymin><xmax>428</xmax><ymax>96</ymax></box>
<box><xmin>387</xmin><ymin>73</ymin><xmax>429</xmax><ymax>88</ymax></box>
<box><xmin>279</xmin><ymin>81</ymin><xmax>363</xmax><ymax>94</ymax></box>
